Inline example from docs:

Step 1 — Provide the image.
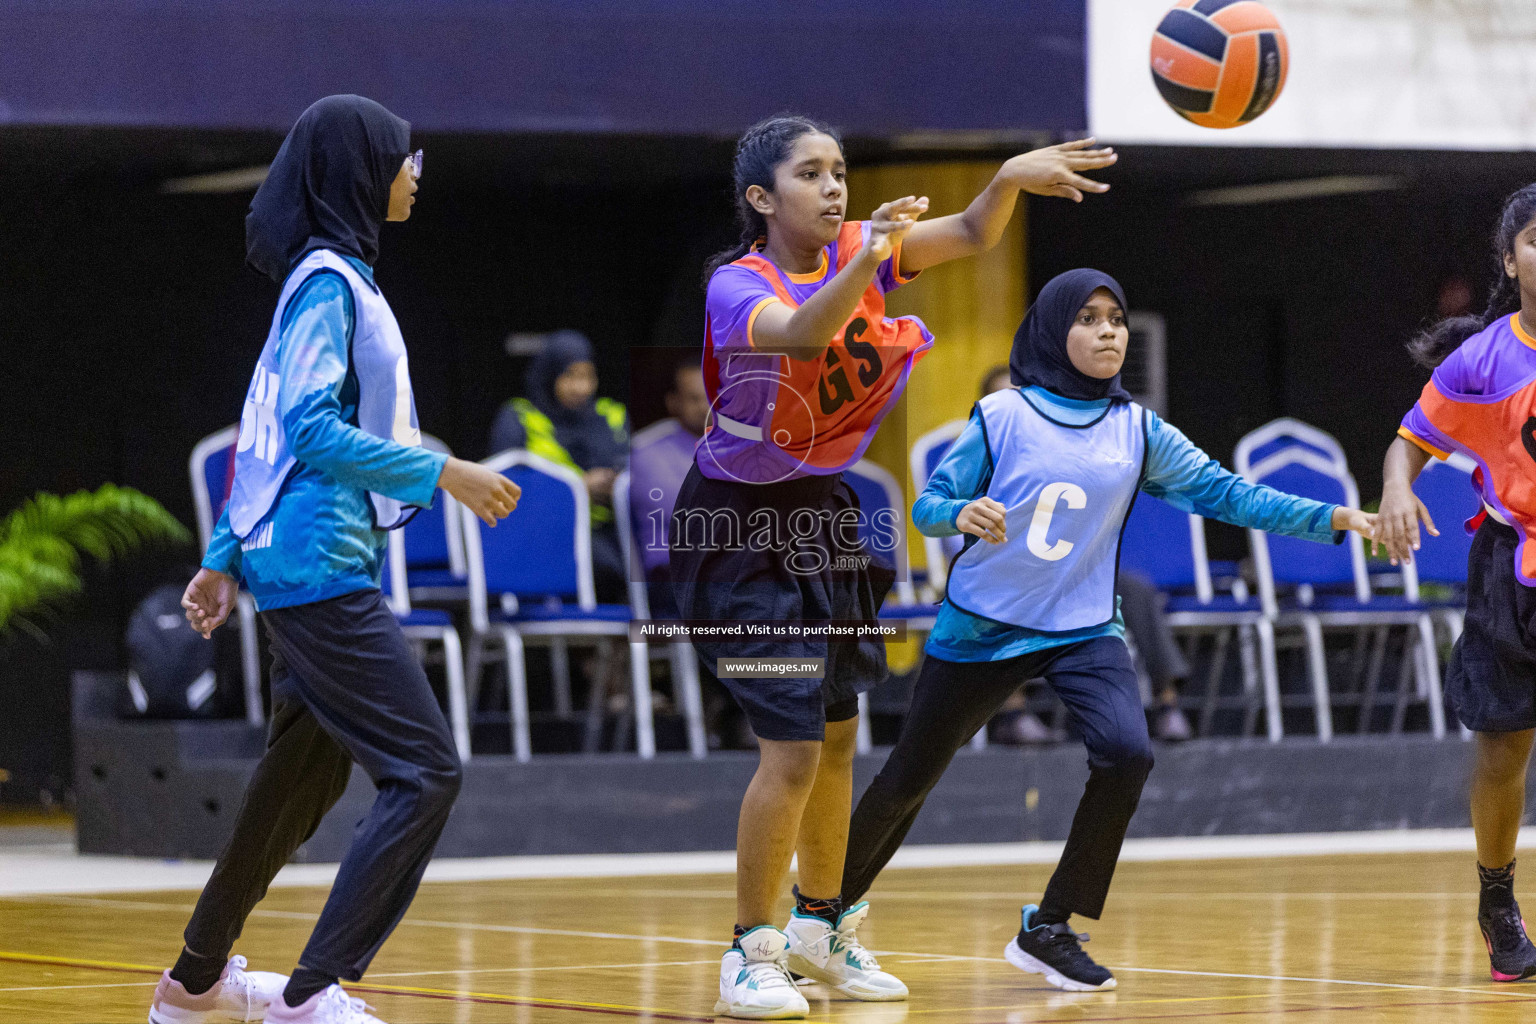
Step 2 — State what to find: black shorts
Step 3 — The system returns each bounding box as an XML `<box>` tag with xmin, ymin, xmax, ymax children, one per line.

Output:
<box><xmin>668</xmin><ymin>463</ymin><xmax>893</xmax><ymax>742</ymax></box>
<box><xmin>1446</xmin><ymin>518</ymin><xmax>1536</xmax><ymax>733</ymax></box>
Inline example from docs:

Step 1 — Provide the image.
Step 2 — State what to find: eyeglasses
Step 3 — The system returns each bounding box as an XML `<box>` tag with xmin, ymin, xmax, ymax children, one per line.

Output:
<box><xmin>406</xmin><ymin>149</ymin><xmax>423</xmax><ymax>179</ymax></box>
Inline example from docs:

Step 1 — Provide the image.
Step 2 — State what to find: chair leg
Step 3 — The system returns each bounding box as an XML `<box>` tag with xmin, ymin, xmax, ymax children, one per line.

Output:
<box><xmin>551</xmin><ymin>637</ymin><xmax>572</xmax><ymax>718</ymax></box>
<box><xmin>438</xmin><ymin>627</ymin><xmax>472</xmax><ymax>763</ymax></box>
<box><xmin>629</xmin><ymin>638</ymin><xmax>656</xmax><ymax>759</ymax></box>
<box><xmin>1204</xmin><ymin>628</ymin><xmax>1232</xmax><ymax>737</ymax></box>
<box><xmin>855</xmin><ymin>692</ymin><xmax>873</xmax><ymax>755</ymax></box>
<box><xmin>1234</xmin><ymin>626</ymin><xmax>1260</xmax><ymax>738</ymax></box>
<box><xmin>1300</xmin><ymin>617</ymin><xmax>1332</xmax><ymax>742</ymax></box>
<box><xmin>498</xmin><ymin>627</ymin><xmax>532</xmax><ymax>762</ymax></box>
<box><xmin>1252</xmin><ymin>620</ymin><xmax>1282</xmax><ymax>742</ymax></box>
<box><xmin>236</xmin><ymin>593</ymin><xmax>263</xmax><ymax>727</ymax></box>
<box><xmin>1416</xmin><ymin>615</ymin><xmax>1447</xmax><ymax>739</ymax></box>
<box><xmin>673</xmin><ymin>643</ymin><xmax>707</xmax><ymax>759</ymax></box>
<box><xmin>464</xmin><ymin>631</ymin><xmax>486</xmax><ymax>713</ymax></box>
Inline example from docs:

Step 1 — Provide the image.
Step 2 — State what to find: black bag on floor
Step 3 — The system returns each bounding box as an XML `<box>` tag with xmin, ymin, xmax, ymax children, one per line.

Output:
<box><xmin>121</xmin><ymin>584</ymin><xmax>221</xmax><ymax>719</ymax></box>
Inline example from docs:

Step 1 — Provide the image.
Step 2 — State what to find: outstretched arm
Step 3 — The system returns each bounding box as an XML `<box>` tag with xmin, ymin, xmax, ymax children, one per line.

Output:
<box><xmin>1142</xmin><ymin>416</ymin><xmax>1375</xmax><ymax>543</ymax></box>
<box><xmin>897</xmin><ymin>139</ymin><xmax>1117</xmax><ymax>274</ymax></box>
<box><xmin>1376</xmin><ymin>436</ymin><xmax>1439</xmax><ymax>564</ymax></box>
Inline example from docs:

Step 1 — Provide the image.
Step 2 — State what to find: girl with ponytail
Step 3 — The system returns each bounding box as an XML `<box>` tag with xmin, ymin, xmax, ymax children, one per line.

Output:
<box><xmin>1378</xmin><ymin>183</ymin><xmax>1536</xmax><ymax>984</ymax></box>
<box><xmin>676</xmin><ymin>114</ymin><xmax>1116</xmax><ymax>1017</ymax></box>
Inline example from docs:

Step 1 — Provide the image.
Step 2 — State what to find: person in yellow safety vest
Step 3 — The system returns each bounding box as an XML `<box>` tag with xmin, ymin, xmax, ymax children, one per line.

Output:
<box><xmin>487</xmin><ymin>331</ymin><xmax>629</xmax><ymax>598</ymax></box>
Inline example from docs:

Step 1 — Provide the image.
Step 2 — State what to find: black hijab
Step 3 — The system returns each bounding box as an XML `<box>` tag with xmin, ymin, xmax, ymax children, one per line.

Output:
<box><xmin>526</xmin><ymin>331</ymin><xmax>628</xmax><ymax>470</ymax></box>
<box><xmin>1009</xmin><ymin>268</ymin><xmax>1133</xmax><ymax>403</ymax></box>
<box><xmin>245</xmin><ymin>95</ymin><xmax>411</xmax><ymax>283</ymax></box>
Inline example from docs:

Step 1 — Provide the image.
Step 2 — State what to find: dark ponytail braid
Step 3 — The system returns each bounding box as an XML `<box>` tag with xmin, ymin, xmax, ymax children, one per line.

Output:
<box><xmin>1408</xmin><ymin>183</ymin><xmax>1536</xmax><ymax>368</ymax></box>
<box><xmin>701</xmin><ymin>114</ymin><xmax>843</xmax><ymax>287</ymax></box>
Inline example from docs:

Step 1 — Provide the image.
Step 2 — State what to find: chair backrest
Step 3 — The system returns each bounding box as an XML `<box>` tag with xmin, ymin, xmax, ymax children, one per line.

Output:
<box><xmin>1119</xmin><ymin>494</ymin><xmax>1214</xmax><ymax>602</ymax></box>
<box><xmin>1233</xmin><ymin>417</ymin><xmax>1348</xmax><ymax>478</ymax></box>
<box><xmin>461</xmin><ymin>450</ymin><xmax>595</xmax><ymax>630</ymax></box>
<box><xmin>844</xmin><ymin>459</ymin><xmax>917</xmax><ymax>605</ymax></box>
<box><xmin>1242</xmin><ymin>444</ymin><xmax>1371</xmax><ymax>613</ymax></box>
<box><xmin>612</xmin><ymin>468</ymin><xmax>651</xmax><ymax>618</ymax></box>
<box><xmin>380</xmin><ymin>530</ymin><xmax>412</xmax><ymax>615</ymax></box>
<box><xmin>401</xmin><ymin>433</ymin><xmax>466</xmax><ymax>581</ymax></box>
<box><xmin>910</xmin><ymin>419</ymin><xmax>966</xmax><ymax>596</ymax></box>
<box><xmin>189</xmin><ymin>425</ymin><xmax>240</xmax><ymax>551</ymax></box>
<box><xmin>1412</xmin><ymin>452</ymin><xmax>1478</xmax><ymax>587</ymax></box>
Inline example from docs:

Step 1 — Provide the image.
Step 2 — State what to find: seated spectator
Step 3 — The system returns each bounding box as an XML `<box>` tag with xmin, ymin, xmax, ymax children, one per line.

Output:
<box><xmin>488</xmin><ymin>331</ymin><xmax>628</xmax><ymax>598</ymax></box>
<box><xmin>629</xmin><ymin>361</ymin><xmax>709</xmax><ymax>620</ymax></box>
<box><xmin>628</xmin><ymin>362</ymin><xmax>753</xmax><ymax>749</ymax></box>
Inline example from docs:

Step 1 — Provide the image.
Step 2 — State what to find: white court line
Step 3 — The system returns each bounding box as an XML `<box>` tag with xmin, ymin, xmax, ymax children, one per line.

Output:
<box><xmin>0</xmin><ymin>981</ymin><xmax>155</xmax><ymax>994</ymax></box>
<box><xmin>13</xmin><ymin>892</ymin><xmax>1536</xmax><ymax>1002</ymax></box>
<box><xmin>367</xmin><ymin>959</ymin><xmax>720</xmax><ymax>980</ymax></box>
<box><xmin>5</xmin><ymin>829</ymin><xmax>1531</xmax><ymax>896</ymax></box>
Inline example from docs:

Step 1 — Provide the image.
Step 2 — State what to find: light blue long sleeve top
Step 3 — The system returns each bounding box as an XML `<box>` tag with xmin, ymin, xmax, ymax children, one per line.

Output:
<box><xmin>203</xmin><ymin>258</ymin><xmax>448</xmax><ymax>610</ymax></box>
<box><xmin>917</xmin><ymin>386</ymin><xmax>1340</xmax><ymax>662</ymax></box>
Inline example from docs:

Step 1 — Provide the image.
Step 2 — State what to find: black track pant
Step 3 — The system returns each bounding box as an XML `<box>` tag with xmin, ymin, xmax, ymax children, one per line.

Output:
<box><xmin>182</xmin><ymin>589</ymin><xmax>462</xmax><ymax>980</ymax></box>
<box><xmin>842</xmin><ymin>636</ymin><xmax>1152</xmax><ymax>919</ymax></box>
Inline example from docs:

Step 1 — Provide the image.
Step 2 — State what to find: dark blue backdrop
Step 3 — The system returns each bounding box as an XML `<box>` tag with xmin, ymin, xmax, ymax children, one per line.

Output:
<box><xmin>0</xmin><ymin>0</ymin><xmax>1086</xmax><ymax>135</ymax></box>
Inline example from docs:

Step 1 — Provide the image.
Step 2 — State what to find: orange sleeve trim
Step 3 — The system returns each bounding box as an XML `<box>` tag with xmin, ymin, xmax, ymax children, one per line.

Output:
<box><xmin>889</xmin><ymin>236</ymin><xmax>920</xmax><ymax>285</ymax></box>
<box><xmin>744</xmin><ymin>296</ymin><xmax>780</xmax><ymax>350</ymax></box>
<box><xmin>1511</xmin><ymin>313</ymin><xmax>1536</xmax><ymax>351</ymax></box>
<box><xmin>1397</xmin><ymin>425</ymin><xmax>1449</xmax><ymax>460</ymax></box>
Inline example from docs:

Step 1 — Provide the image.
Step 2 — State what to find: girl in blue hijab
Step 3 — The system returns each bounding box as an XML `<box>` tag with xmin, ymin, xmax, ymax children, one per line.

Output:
<box><xmin>837</xmin><ymin>269</ymin><xmax>1378</xmax><ymax>992</ymax></box>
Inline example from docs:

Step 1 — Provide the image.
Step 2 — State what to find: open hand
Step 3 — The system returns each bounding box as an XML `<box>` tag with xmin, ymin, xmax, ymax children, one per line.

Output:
<box><xmin>1331</xmin><ymin>507</ymin><xmax>1379</xmax><ymax>545</ymax></box>
<box><xmin>1373</xmin><ymin>483</ymin><xmax>1439</xmax><ymax>565</ymax></box>
<box><xmin>182</xmin><ymin>568</ymin><xmax>237</xmax><ymax>639</ymax></box>
<box><xmin>867</xmin><ymin>195</ymin><xmax>929</xmax><ymax>261</ymax></box>
<box><xmin>1003</xmin><ymin>138</ymin><xmax>1117</xmax><ymax>202</ymax></box>
<box><xmin>957</xmin><ymin>497</ymin><xmax>1008</xmax><ymax>545</ymax></box>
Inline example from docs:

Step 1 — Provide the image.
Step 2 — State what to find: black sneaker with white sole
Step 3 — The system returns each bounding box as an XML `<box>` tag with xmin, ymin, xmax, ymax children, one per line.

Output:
<box><xmin>1003</xmin><ymin>904</ymin><xmax>1116</xmax><ymax>991</ymax></box>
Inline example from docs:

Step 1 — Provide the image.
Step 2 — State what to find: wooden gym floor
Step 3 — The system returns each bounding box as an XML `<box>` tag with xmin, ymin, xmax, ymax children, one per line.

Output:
<box><xmin>2</xmin><ymin>851</ymin><xmax>1535</xmax><ymax>1022</ymax></box>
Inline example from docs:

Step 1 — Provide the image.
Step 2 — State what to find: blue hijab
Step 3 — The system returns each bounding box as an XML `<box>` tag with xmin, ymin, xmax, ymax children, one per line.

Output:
<box><xmin>1009</xmin><ymin>268</ymin><xmax>1132</xmax><ymax>403</ymax></box>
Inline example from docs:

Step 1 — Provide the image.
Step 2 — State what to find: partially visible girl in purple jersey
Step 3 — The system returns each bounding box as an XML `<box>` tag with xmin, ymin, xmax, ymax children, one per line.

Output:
<box><xmin>1378</xmin><ymin>183</ymin><xmax>1536</xmax><ymax>983</ymax></box>
<box><xmin>671</xmin><ymin>114</ymin><xmax>1116</xmax><ymax>1017</ymax></box>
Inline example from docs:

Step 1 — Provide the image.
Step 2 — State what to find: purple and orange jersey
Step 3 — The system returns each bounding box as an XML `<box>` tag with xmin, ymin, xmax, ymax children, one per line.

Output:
<box><xmin>1400</xmin><ymin>314</ymin><xmax>1536</xmax><ymax>583</ymax></box>
<box><xmin>697</xmin><ymin>221</ymin><xmax>934</xmax><ymax>483</ymax></box>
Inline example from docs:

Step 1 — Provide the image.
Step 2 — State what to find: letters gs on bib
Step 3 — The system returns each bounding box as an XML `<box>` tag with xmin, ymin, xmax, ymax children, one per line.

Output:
<box><xmin>817</xmin><ymin>318</ymin><xmax>883</xmax><ymax>415</ymax></box>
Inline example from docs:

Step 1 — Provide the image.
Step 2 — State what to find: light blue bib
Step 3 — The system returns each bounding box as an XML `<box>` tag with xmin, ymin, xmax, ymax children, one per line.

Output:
<box><xmin>945</xmin><ymin>389</ymin><xmax>1146</xmax><ymax>632</ymax></box>
<box><xmin>227</xmin><ymin>249</ymin><xmax>423</xmax><ymax>538</ymax></box>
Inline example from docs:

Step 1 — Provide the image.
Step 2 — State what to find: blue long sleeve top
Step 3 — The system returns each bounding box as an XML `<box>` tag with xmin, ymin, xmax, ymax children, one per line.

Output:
<box><xmin>917</xmin><ymin>387</ymin><xmax>1340</xmax><ymax>662</ymax></box>
<box><xmin>203</xmin><ymin>258</ymin><xmax>448</xmax><ymax>610</ymax></box>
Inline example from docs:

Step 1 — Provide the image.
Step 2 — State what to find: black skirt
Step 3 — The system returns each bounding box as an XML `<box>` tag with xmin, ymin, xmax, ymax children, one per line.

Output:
<box><xmin>1446</xmin><ymin>517</ymin><xmax>1536</xmax><ymax>733</ymax></box>
<box><xmin>668</xmin><ymin>463</ymin><xmax>894</xmax><ymax>740</ymax></box>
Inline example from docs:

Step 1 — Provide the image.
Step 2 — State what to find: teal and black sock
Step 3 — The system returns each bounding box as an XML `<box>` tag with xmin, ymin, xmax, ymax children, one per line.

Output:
<box><xmin>1480</xmin><ymin>859</ymin><xmax>1518</xmax><ymax>913</ymax></box>
<box><xmin>282</xmin><ymin>967</ymin><xmax>337</xmax><ymax>1008</ymax></box>
<box><xmin>732</xmin><ymin>924</ymin><xmax>748</xmax><ymax>950</ymax></box>
<box><xmin>169</xmin><ymin>947</ymin><xmax>225</xmax><ymax>996</ymax></box>
<box><xmin>793</xmin><ymin>885</ymin><xmax>844</xmax><ymax>926</ymax></box>
<box><xmin>1032</xmin><ymin>904</ymin><xmax>1070</xmax><ymax>928</ymax></box>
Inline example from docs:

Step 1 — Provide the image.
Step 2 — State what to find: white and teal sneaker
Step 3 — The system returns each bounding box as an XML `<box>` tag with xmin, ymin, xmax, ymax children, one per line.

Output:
<box><xmin>715</xmin><ymin>926</ymin><xmax>810</xmax><ymax>1019</ymax></box>
<box><xmin>784</xmin><ymin>901</ymin><xmax>908</xmax><ymax>1001</ymax></box>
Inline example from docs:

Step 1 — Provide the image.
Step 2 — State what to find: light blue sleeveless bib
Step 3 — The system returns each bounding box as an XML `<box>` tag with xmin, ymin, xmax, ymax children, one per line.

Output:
<box><xmin>945</xmin><ymin>389</ymin><xmax>1147</xmax><ymax>632</ymax></box>
<box><xmin>227</xmin><ymin>249</ymin><xmax>423</xmax><ymax>538</ymax></box>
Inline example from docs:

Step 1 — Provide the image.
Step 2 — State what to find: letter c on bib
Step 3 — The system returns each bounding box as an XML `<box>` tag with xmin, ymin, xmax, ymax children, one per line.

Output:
<box><xmin>1026</xmin><ymin>482</ymin><xmax>1087</xmax><ymax>562</ymax></box>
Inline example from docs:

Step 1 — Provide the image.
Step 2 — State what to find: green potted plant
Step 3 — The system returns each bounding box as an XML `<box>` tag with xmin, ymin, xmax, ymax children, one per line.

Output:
<box><xmin>0</xmin><ymin>484</ymin><xmax>189</xmax><ymax>805</ymax></box>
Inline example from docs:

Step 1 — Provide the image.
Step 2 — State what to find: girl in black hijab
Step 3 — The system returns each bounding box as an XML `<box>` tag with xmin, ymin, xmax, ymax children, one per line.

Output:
<box><xmin>154</xmin><ymin>95</ymin><xmax>520</xmax><ymax>1024</ymax></box>
<box><xmin>836</xmin><ymin>269</ymin><xmax>1375</xmax><ymax>993</ymax></box>
<box><xmin>487</xmin><ymin>330</ymin><xmax>630</xmax><ymax>597</ymax></box>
